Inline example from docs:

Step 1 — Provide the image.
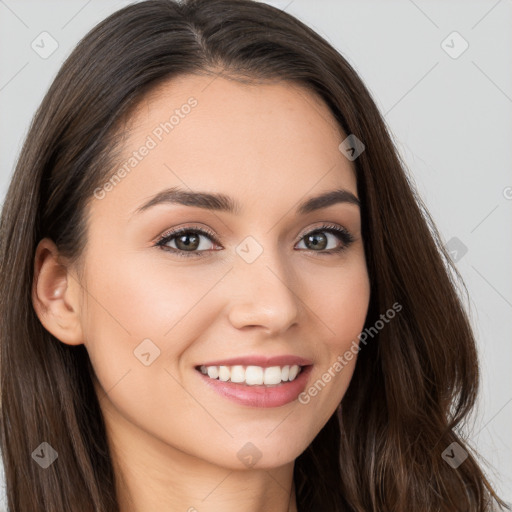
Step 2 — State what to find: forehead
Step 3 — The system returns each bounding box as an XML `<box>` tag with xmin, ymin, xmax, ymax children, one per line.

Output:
<box><xmin>94</xmin><ymin>73</ymin><xmax>357</xmax><ymax>217</ymax></box>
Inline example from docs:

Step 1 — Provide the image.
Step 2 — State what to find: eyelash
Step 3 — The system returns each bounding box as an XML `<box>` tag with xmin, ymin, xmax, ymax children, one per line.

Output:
<box><xmin>155</xmin><ymin>223</ymin><xmax>355</xmax><ymax>258</ymax></box>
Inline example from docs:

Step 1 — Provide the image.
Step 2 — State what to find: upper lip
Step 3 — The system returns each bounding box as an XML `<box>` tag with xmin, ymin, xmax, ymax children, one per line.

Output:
<box><xmin>197</xmin><ymin>355</ymin><xmax>313</xmax><ymax>368</ymax></box>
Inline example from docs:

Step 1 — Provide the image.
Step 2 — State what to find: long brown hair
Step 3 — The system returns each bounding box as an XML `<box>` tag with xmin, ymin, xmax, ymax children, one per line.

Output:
<box><xmin>0</xmin><ymin>1</ymin><xmax>509</xmax><ymax>510</ymax></box>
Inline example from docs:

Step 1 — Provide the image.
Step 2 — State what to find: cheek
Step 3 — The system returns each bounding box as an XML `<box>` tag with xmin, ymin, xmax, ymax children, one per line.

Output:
<box><xmin>79</xmin><ymin>247</ymin><xmax>229</xmax><ymax>391</ymax></box>
<box><xmin>305</xmin><ymin>253</ymin><xmax>370</xmax><ymax>349</ymax></box>
<box><xmin>79</xmin><ymin>249</ymin><xmax>222</xmax><ymax>450</ymax></box>
<box><xmin>296</xmin><ymin>256</ymin><xmax>370</xmax><ymax>422</ymax></box>
<box><xmin>83</xmin><ymin>246</ymin><xmax>217</xmax><ymax>340</ymax></box>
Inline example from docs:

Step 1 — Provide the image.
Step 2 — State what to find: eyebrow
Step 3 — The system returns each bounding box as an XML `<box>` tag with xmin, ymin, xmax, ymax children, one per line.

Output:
<box><xmin>132</xmin><ymin>186</ymin><xmax>360</xmax><ymax>217</ymax></box>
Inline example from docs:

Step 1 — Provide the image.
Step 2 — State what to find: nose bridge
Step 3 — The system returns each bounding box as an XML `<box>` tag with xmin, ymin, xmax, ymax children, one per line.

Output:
<box><xmin>226</xmin><ymin>234</ymin><xmax>301</xmax><ymax>333</ymax></box>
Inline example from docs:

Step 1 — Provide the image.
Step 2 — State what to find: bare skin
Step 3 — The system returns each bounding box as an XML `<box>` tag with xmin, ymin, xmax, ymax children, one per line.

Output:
<box><xmin>32</xmin><ymin>73</ymin><xmax>370</xmax><ymax>512</ymax></box>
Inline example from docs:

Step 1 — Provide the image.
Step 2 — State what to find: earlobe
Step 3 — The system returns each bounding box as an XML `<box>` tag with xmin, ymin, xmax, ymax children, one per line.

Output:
<box><xmin>32</xmin><ymin>238</ymin><xmax>84</xmax><ymax>346</ymax></box>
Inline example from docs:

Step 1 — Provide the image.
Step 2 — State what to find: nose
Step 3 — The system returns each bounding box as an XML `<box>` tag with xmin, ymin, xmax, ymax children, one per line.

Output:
<box><xmin>226</xmin><ymin>245</ymin><xmax>301</xmax><ymax>336</ymax></box>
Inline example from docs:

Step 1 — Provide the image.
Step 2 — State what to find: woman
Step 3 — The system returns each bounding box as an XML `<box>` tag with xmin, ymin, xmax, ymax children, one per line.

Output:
<box><xmin>0</xmin><ymin>0</ymin><xmax>508</xmax><ymax>510</ymax></box>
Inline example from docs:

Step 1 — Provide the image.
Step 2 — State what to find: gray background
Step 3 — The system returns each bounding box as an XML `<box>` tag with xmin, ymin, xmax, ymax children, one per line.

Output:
<box><xmin>0</xmin><ymin>0</ymin><xmax>511</xmax><ymax>507</ymax></box>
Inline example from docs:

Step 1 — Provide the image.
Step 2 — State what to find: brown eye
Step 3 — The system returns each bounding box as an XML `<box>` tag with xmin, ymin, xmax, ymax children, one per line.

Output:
<box><xmin>155</xmin><ymin>223</ymin><xmax>354</xmax><ymax>259</ymax></box>
<box><xmin>156</xmin><ymin>227</ymin><xmax>219</xmax><ymax>258</ymax></box>
<box><xmin>303</xmin><ymin>231</ymin><xmax>328</xmax><ymax>250</ymax></box>
<box><xmin>295</xmin><ymin>224</ymin><xmax>354</xmax><ymax>254</ymax></box>
<box><xmin>172</xmin><ymin>232</ymin><xmax>201</xmax><ymax>251</ymax></box>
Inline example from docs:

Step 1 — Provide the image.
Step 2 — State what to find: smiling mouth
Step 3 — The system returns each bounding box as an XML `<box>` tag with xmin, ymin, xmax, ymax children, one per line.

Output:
<box><xmin>195</xmin><ymin>364</ymin><xmax>306</xmax><ymax>387</ymax></box>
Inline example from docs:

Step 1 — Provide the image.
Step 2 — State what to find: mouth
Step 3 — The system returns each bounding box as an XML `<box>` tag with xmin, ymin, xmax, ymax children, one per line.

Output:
<box><xmin>195</xmin><ymin>363</ymin><xmax>307</xmax><ymax>387</ymax></box>
<box><xmin>194</xmin><ymin>363</ymin><xmax>313</xmax><ymax>408</ymax></box>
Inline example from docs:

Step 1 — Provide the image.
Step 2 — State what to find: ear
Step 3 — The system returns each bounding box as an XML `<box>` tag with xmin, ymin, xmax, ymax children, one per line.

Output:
<box><xmin>32</xmin><ymin>238</ymin><xmax>84</xmax><ymax>346</ymax></box>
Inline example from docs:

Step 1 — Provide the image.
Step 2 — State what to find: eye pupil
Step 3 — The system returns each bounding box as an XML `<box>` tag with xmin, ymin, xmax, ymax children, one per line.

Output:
<box><xmin>306</xmin><ymin>232</ymin><xmax>327</xmax><ymax>250</ymax></box>
<box><xmin>176</xmin><ymin>233</ymin><xmax>200</xmax><ymax>251</ymax></box>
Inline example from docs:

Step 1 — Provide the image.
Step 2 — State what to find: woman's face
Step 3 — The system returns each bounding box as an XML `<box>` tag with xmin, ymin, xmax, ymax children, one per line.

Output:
<box><xmin>74</xmin><ymin>74</ymin><xmax>370</xmax><ymax>470</ymax></box>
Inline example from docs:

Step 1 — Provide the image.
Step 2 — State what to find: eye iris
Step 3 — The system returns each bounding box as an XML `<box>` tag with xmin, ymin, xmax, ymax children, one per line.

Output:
<box><xmin>176</xmin><ymin>232</ymin><xmax>200</xmax><ymax>251</ymax></box>
<box><xmin>306</xmin><ymin>232</ymin><xmax>327</xmax><ymax>250</ymax></box>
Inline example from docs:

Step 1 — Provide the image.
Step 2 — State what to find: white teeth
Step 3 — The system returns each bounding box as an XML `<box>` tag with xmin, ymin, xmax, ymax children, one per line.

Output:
<box><xmin>263</xmin><ymin>366</ymin><xmax>282</xmax><ymax>385</ymax></box>
<box><xmin>288</xmin><ymin>365</ymin><xmax>300</xmax><ymax>381</ymax></box>
<box><xmin>230</xmin><ymin>365</ymin><xmax>245</xmax><ymax>383</ymax></box>
<box><xmin>207</xmin><ymin>366</ymin><xmax>219</xmax><ymax>379</ymax></box>
<box><xmin>218</xmin><ymin>366</ymin><xmax>230</xmax><ymax>382</ymax></box>
<box><xmin>245</xmin><ymin>366</ymin><xmax>263</xmax><ymax>385</ymax></box>
<box><xmin>199</xmin><ymin>364</ymin><xmax>303</xmax><ymax>385</ymax></box>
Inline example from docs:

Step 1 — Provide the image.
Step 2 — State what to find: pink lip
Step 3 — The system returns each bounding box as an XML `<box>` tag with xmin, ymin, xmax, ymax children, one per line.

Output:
<box><xmin>198</xmin><ymin>355</ymin><xmax>313</xmax><ymax>368</ymax></box>
<box><xmin>196</xmin><ymin>364</ymin><xmax>313</xmax><ymax>408</ymax></box>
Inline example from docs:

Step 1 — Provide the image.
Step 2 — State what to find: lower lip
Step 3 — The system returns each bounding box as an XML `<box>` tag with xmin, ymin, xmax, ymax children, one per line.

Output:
<box><xmin>196</xmin><ymin>365</ymin><xmax>313</xmax><ymax>408</ymax></box>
